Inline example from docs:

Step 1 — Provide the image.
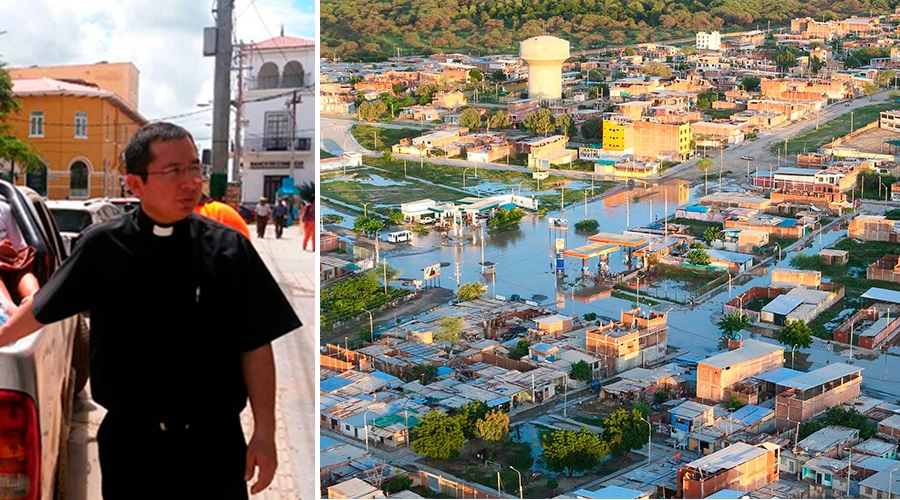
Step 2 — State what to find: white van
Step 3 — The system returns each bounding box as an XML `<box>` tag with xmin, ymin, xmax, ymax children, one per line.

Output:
<box><xmin>387</xmin><ymin>230</ymin><xmax>413</xmax><ymax>243</ymax></box>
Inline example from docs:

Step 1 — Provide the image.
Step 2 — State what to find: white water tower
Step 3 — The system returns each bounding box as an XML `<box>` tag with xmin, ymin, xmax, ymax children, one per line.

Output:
<box><xmin>520</xmin><ymin>36</ymin><xmax>570</xmax><ymax>99</ymax></box>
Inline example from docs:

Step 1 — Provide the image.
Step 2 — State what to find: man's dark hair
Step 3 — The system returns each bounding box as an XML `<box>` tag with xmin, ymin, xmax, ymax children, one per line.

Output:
<box><xmin>124</xmin><ymin>122</ymin><xmax>194</xmax><ymax>181</ymax></box>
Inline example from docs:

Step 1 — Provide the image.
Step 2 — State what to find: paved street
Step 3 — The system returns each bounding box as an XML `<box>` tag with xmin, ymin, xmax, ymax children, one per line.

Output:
<box><xmin>65</xmin><ymin>222</ymin><xmax>315</xmax><ymax>499</ymax></box>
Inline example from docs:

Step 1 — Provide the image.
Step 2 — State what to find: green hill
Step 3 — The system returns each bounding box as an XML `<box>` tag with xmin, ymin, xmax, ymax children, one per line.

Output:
<box><xmin>322</xmin><ymin>0</ymin><xmax>896</xmax><ymax>61</ymax></box>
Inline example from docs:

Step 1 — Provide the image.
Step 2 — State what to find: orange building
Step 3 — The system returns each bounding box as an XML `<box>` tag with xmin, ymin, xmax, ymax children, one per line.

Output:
<box><xmin>586</xmin><ymin>309</ymin><xmax>667</xmax><ymax>375</ymax></box>
<box><xmin>9</xmin><ymin>62</ymin><xmax>140</xmax><ymax>110</ymax></box>
<box><xmin>7</xmin><ymin>78</ymin><xmax>146</xmax><ymax>199</ymax></box>
<box><xmin>678</xmin><ymin>443</ymin><xmax>781</xmax><ymax>498</ymax></box>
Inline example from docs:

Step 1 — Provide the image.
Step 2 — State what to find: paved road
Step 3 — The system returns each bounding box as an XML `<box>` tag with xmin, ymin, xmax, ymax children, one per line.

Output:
<box><xmin>66</xmin><ymin>224</ymin><xmax>315</xmax><ymax>500</ymax></box>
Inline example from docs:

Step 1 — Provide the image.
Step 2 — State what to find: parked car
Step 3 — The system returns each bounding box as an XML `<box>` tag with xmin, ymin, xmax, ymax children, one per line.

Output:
<box><xmin>740</xmin><ymin>155</ymin><xmax>754</xmax><ymax>161</ymax></box>
<box><xmin>420</xmin><ymin>216</ymin><xmax>435</xmax><ymax>224</ymax></box>
<box><xmin>106</xmin><ymin>197</ymin><xmax>141</xmax><ymax>214</ymax></box>
<box><xmin>0</xmin><ymin>181</ymin><xmax>89</xmax><ymax>499</ymax></box>
<box><xmin>46</xmin><ymin>199</ymin><xmax>120</xmax><ymax>256</ymax></box>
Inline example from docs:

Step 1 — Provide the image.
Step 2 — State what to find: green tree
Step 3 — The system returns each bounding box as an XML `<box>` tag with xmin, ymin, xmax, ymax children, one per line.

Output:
<box><xmin>877</xmin><ymin>70</ymin><xmax>897</xmax><ymax>87</ymax></box>
<box><xmin>488</xmin><ymin>110</ymin><xmax>511</xmax><ymax>129</ymax></box>
<box><xmin>800</xmin><ymin>420</ymin><xmax>827</xmax><ymax>439</ymax></box>
<box><xmin>580</xmin><ymin>118</ymin><xmax>603</xmax><ymax>142</ymax></box>
<box><xmin>824</xmin><ymin>406</ymin><xmax>877</xmax><ymax>439</ymax></box>
<box><xmin>729</xmin><ymin>395</ymin><xmax>744</xmax><ymax>410</ymax></box>
<box><xmin>411</xmin><ymin>364</ymin><xmax>439</xmax><ymax>384</ymax></box>
<box><xmin>583</xmin><ymin>312</ymin><xmax>597</xmax><ymax>321</ymax></box>
<box><xmin>809</xmin><ymin>56</ymin><xmax>826</xmax><ymax>75</ymax></box>
<box><xmin>774</xmin><ymin>49</ymin><xmax>798</xmax><ymax>72</ymax></box>
<box><xmin>0</xmin><ymin>63</ymin><xmax>44</xmax><ymax>177</ymax></box>
<box><xmin>845</xmin><ymin>47</ymin><xmax>891</xmax><ymax>68</ymax></box>
<box><xmin>641</xmin><ymin>61</ymin><xmax>672</xmax><ymax>78</ymax></box>
<box><xmin>864</xmin><ymin>82</ymin><xmax>880</xmax><ymax>96</ymax></box>
<box><xmin>458</xmin><ymin>400</ymin><xmax>489</xmax><ymax>438</ymax></box>
<box><xmin>460</xmin><ymin>107</ymin><xmax>482</xmax><ymax>129</ymax></box>
<box><xmin>510</xmin><ymin>340</ymin><xmax>530</xmax><ymax>360</ymax></box>
<box><xmin>475</xmin><ymin>409</ymin><xmax>509</xmax><ymax>442</ymax></box>
<box><xmin>741</xmin><ymin>76</ymin><xmax>761</xmax><ymax>92</ymax></box>
<box><xmin>411</xmin><ymin>411</ymin><xmax>466</xmax><ymax>459</ymax></box>
<box><xmin>436</xmin><ymin>316</ymin><xmax>464</xmax><ymax>360</ymax></box>
<box><xmin>570</xmin><ymin>360</ymin><xmax>592</xmax><ymax>381</ymax></box>
<box><xmin>779</xmin><ymin>320</ymin><xmax>813</xmax><ymax>348</ymax></box>
<box><xmin>488</xmin><ymin>208</ymin><xmax>525</xmax><ymax>230</ymax></box>
<box><xmin>546</xmin><ymin>478</ymin><xmax>559</xmax><ymax>490</ymax></box>
<box><xmin>654</xmin><ymin>390</ymin><xmax>670</xmax><ymax>404</ymax></box>
<box><xmin>382</xmin><ymin>149</ymin><xmax>393</xmax><ymax>162</ymax></box>
<box><xmin>457</xmin><ymin>282</ymin><xmax>488</xmax><ymax>301</ymax></box>
<box><xmin>353</xmin><ymin>216</ymin><xmax>385</xmax><ymax>235</ymax></box>
<box><xmin>697</xmin><ymin>157</ymin><xmax>714</xmax><ymax>173</ymax></box>
<box><xmin>387</xmin><ymin>210</ymin><xmax>405</xmax><ymax>225</ymax></box>
<box><xmin>359</xmin><ymin>100</ymin><xmax>388</xmax><ymax>121</ymax></box>
<box><xmin>574</xmin><ymin>219</ymin><xmax>599</xmax><ymax>233</ymax></box>
<box><xmin>555</xmin><ymin>114</ymin><xmax>575</xmax><ymax>138</ymax></box>
<box><xmin>702</xmin><ymin>226</ymin><xmax>724</xmax><ymax>245</ymax></box>
<box><xmin>687</xmin><ymin>248</ymin><xmax>710</xmax><ymax>266</ymax></box>
<box><xmin>541</xmin><ymin>428</ymin><xmax>608</xmax><ymax>477</ymax></box>
<box><xmin>414</xmin><ymin>83</ymin><xmax>440</xmax><ymax>105</ymax></box>
<box><xmin>382</xmin><ymin>475</ymin><xmax>413</xmax><ymax>494</ymax></box>
<box><xmin>623</xmin><ymin>47</ymin><xmax>635</xmax><ymax>56</ymax></box>
<box><xmin>469</xmin><ymin>68</ymin><xmax>484</xmax><ymax>84</ymax></box>
<box><xmin>349</xmin><ymin>75</ymin><xmax>363</xmax><ymax>85</ymax></box>
<box><xmin>490</xmin><ymin>70</ymin><xmax>506</xmax><ymax>82</ymax></box>
<box><xmin>602</xmin><ymin>408</ymin><xmax>649</xmax><ymax>461</ymax></box>
<box><xmin>717</xmin><ymin>310</ymin><xmax>752</xmax><ymax>347</ymax></box>
<box><xmin>523</xmin><ymin>109</ymin><xmax>556</xmax><ymax>135</ymax></box>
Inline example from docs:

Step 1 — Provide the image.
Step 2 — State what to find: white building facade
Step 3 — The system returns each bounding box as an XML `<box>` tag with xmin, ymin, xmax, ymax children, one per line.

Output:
<box><xmin>696</xmin><ymin>31</ymin><xmax>722</xmax><ymax>51</ymax></box>
<box><xmin>239</xmin><ymin>35</ymin><xmax>315</xmax><ymax>206</ymax></box>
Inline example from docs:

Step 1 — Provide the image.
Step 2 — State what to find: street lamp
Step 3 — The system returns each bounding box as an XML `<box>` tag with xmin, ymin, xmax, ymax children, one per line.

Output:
<box><xmin>725</xmin><ymin>270</ymin><xmax>733</xmax><ymax>298</ymax></box>
<box><xmin>792</xmin><ymin>344</ymin><xmax>799</xmax><ymax>370</ymax></box>
<box><xmin>639</xmin><ymin>416</ymin><xmax>652</xmax><ymax>466</ymax></box>
<box><xmin>463</xmin><ymin>168</ymin><xmax>473</xmax><ymax>188</ymax></box>
<box><xmin>509</xmin><ymin>466</ymin><xmax>524</xmax><ymax>500</ymax></box>
<box><xmin>517</xmin><ymin>180</ymin><xmax>527</xmax><ymax>196</ymax></box>
<box><xmin>773</xmin><ymin>243</ymin><xmax>782</xmax><ymax>261</ymax></box>
<box><xmin>361</xmin><ymin>202</ymin><xmax>370</xmax><ymax>218</ymax></box>
<box><xmin>363</xmin><ymin>308</ymin><xmax>374</xmax><ymax>342</ymax></box>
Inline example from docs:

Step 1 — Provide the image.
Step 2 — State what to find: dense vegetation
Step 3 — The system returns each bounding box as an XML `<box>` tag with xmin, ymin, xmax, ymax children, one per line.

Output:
<box><xmin>322</xmin><ymin>0</ymin><xmax>896</xmax><ymax>60</ymax></box>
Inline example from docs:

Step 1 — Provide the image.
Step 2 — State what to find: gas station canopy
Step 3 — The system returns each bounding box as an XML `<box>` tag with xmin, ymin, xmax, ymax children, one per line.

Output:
<box><xmin>587</xmin><ymin>232</ymin><xmax>649</xmax><ymax>247</ymax></box>
<box><xmin>563</xmin><ymin>242</ymin><xmax>621</xmax><ymax>259</ymax></box>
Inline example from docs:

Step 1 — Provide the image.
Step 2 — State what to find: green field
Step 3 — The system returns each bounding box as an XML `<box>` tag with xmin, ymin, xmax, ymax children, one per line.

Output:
<box><xmin>351</xmin><ymin>125</ymin><xmax>422</xmax><ymax>150</ymax></box>
<box><xmin>321</xmin><ymin>149</ymin><xmax>337</xmax><ymax>159</ymax></box>
<box><xmin>321</xmin><ymin>168</ymin><xmax>464</xmax><ymax>210</ymax></box>
<box><xmin>772</xmin><ymin>103</ymin><xmax>900</xmax><ymax>156</ymax></box>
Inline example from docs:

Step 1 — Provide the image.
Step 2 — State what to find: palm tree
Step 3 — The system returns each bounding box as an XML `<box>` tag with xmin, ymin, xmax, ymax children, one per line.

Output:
<box><xmin>717</xmin><ymin>310</ymin><xmax>752</xmax><ymax>348</ymax></box>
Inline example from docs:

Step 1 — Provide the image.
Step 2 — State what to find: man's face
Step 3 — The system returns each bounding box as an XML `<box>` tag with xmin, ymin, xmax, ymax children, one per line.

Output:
<box><xmin>126</xmin><ymin>137</ymin><xmax>202</xmax><ymax>224</ymax></box>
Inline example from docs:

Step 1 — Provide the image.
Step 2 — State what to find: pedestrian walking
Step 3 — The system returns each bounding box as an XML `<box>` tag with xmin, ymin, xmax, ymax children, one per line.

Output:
<box><xmin>301</xmin><ymin>200</ymin><xmax>315</xmax><ymax>251</ymax></box>
<box><xmin>255</xmin><ymin>196</ymin><xmax>271</xmax><ymax>238</ymax></box>
<box><xmin>272</xmin><ymin>199</ymin><xmax>288</xmax><ymax>239</ymax></box>
<box><xmin>0</xmin><ymin>122</ymin><xmax>301</xmax><ymax>499</ymax></box>
<box><xmin>195</xmin><ymin>193</ymin><xmax>251</xmax><ymax>239</ymax></box>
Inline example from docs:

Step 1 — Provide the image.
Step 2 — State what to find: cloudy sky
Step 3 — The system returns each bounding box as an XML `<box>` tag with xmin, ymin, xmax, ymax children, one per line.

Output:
<box><xmin>0</xmin><ymin>0</ymin><xmax>316</xmax><ymax>149</ymax></box>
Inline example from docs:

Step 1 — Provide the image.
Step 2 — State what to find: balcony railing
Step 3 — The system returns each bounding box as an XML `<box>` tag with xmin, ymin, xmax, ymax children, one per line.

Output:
<box><xmin>244</xmin><ymin>137</ymin><xmax>312</xmax><ymax>153</ymax></box>
<box><xmin>246</xmin><ymin>73</ymin><xmax>316</xmax><ymax>91</ymax></box>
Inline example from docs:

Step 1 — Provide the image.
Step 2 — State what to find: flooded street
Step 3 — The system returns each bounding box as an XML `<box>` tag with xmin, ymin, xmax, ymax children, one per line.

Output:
<box><xmin>324</xmin><ymin>177</ymin><xmax>900</xmax><ymax>401</ymax></box>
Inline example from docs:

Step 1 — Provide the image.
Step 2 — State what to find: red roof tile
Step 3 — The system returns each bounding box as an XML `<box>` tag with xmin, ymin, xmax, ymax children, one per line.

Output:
<box><xmin>12</xmin><ymin>78</ymin><xmax>111</xmax><ymax>97</ymax></box>
<box><xmin>245</xmin><ymin>36</ymin><xmax>314</xmax><ymax>51</ymax></box>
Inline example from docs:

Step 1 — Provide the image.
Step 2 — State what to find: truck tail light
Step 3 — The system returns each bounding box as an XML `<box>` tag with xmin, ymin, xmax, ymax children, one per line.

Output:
<box><xmin>0</xmin><ymin>391</ymin><xmax>40</xmax><ymax>500</ymax></box>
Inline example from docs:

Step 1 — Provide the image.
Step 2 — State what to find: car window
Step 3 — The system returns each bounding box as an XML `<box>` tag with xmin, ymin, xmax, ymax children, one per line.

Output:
<box><xmin>100</xmin><ymin>206</ymin><xmax>118</xmax><ymax>220</ymax></box>
<box><xmin>51</xmin><ymin>209</ymin><xmax>93</xmax><ymax>233</ymax></box>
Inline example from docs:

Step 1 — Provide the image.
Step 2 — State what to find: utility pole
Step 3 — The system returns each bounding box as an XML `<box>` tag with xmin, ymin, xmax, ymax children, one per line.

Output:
<box><xmin>210</xmin><ymin>0</ymin><xmax>234</xmax><ymax>200</ymax></box>
<box><xmin>454</xmin><ymin>262</ymin><xmax>461</xmax><ymax>291</ymax></box>
<box><xmin>232</xmin><ymin>40</ymin><xmax>244</xmax><ymax>185</ymax></box>
<box><xmin>288</xmin><ymin>90</ymin><xmax>302</xmax><ymax>179</ymax></box>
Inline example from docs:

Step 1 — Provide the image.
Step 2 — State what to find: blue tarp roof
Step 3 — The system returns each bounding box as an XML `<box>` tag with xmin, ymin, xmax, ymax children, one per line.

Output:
<box><xmin>754</xmin><ymin>367</ymin><xmax>804</xmax><ymax>384</ymax></box>
<box><xmin>436</xmin><ymin>366</ymin><xmax>454</xmax><ymax>376</ymax></box>
<box><xmin>862</xmin><ymin>287</ymin><xmax>900</xmax><ymax>304</ymax></box>
<box><xmin>500</xmin><ymin>203</ymin><xmax>517</xmax><ymax>210</ymax></box>
<box><xmin>321</xmin><ymin>377</ymin><xmax>354</xmax><ymax>392</ymax></box>
<box><xmin>731</xmin><ymin>404</ymin><xmax>773</xmax><ymax>426</ymax></box>
<box><xmin>777</xmin><ymin>218</ymin><xmax>800</xmax><ymax>227</ymax></box>
<box><xmin>762</xmin><ymin>294</ymin><xmax>805</xmax><ymax>316</ymax></box>
<box><xmin>572</xmin><ymin>486</ymin><xmax>646</xmax><ymax>499</ymax></box>
<box><xmin>685</xmin><ymin>205</ymin><xmax>711</xmax><ymax>213</ymax></box>
<box><xmin>706</xmin><ymin>490</ymin><xmax>747</xmax><ymax>499</ymax></box>
<box><xmin>370</xmin><ymin>370</ymin><xmax>401</xmax><ymax>383</ymax></box>
<box><xmin>488</xmin><ymin>396</ymin><xmax>512</xmax><ymax>408</ymax></box>
<box><xmin>320</xmin><ymin>436</ymin><xmax>342</xmax><ymax>450</ymax></box>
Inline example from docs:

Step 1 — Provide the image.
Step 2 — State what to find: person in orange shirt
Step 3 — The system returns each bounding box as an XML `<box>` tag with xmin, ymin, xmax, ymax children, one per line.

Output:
<box><xmin>194</xmin><ymin>194</ymin><xmax>252</xmax><ymax>239</ymax></box>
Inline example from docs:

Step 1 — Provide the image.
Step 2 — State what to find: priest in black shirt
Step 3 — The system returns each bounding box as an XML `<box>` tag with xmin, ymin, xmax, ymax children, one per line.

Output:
<box><xmin>0</xmin><ymin>122</ymin><xmax>302</xmax><ymax>499</ymax></box>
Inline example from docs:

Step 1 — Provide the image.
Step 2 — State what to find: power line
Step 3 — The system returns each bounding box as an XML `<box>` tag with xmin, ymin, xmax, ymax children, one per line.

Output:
<box><xmin>249</xmin><ymin>0</ymin><xmax>292</xmax><ymax>64</ymax></box>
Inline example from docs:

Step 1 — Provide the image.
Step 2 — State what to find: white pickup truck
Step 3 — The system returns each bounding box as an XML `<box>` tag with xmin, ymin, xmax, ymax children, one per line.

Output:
<box><xmin>0</xmin><ymin>182</ymin><xmax>89</xmax><ymax>500</ymax></box>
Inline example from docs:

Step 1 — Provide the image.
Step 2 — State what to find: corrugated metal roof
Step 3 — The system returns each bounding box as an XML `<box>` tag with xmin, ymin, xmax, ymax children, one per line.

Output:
<box><xmin>572</xmin><ymin>486</ymin><xmax>646</xmax><ymax>499</ymax></box>
<box><xmin>700</xmin><ymin>339</ymin><xmax>784</xmax><ymax>369</ymax></box>
<box><xmin>761</xmin><ymin>294</ymin><xmax>805</xmax><ymax>316</ymax></box>
<box><xmin>686</xmin><ymin>442</ymin><xmax>768</xmax><ymax>472</ymax></box>
<box><xmin>862</xmin><ymin>287</ymin><xmax>900</xmax><ymax>304</ymax></box>
<box><xmin>706</xmin><ymin>490</ymin><xmax>747</xmax><ymax>499</ymax></box>
<box><xmin>778</xmin><ymin>363</ymin><xmax>862</xmax><ymax>391</ymax></box>
<box><xmin>754</xmin><ymin>367</ymin><xmax>804</xmax><ymax>384</ymax></box>
<box><xmin>730</xmin><ymin>404</ymin><xmax>773</xmax><ymax>426</ymax></box>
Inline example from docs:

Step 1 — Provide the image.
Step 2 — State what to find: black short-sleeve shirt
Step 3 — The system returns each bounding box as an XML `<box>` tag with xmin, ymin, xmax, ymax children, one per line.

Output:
<box><xmin>32</xmin><ymin>208</ymin><xmax>302</xmax><ymax>421</ymax></box>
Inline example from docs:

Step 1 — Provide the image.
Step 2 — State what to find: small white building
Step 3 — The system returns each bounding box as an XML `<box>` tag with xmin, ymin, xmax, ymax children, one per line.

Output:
<box><xmin>239</xmin><ymin>33</ymin><xmax>316</xmax><ymax>207</ymax></box>
<box><xmin>696</xmin><ymin>31</ymin><xmax>722</xmax><ymax>51</ymax></box>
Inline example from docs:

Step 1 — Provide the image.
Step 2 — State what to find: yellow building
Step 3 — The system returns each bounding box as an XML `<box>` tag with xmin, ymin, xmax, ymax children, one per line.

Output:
<box><xmin>633</xmin><ymin>121</ymin><xmax>693</xmax><ymax>161</ymax></box>
<box><xmin>7</xmin><ymin>78</ymin><xmax>146</xmax><ymax>199</ymax></box>
<box><xmin>602</xmin><ymin>115</ymin><xmax>634</xmax><ymax>152</ymax></box>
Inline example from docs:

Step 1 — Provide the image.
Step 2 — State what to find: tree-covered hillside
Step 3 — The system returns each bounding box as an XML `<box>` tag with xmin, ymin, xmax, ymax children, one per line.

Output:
<box><xmin>322</xmin><ymin>0</ymin><xmax>897</xmax><ymax>61</ymax></box>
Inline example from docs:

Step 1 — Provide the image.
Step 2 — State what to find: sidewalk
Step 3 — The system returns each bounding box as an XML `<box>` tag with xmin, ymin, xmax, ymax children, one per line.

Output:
<box><xmin>66</xmin><ymin>221</ymin><xmax>316</xmax><ymax>500</ymax></box>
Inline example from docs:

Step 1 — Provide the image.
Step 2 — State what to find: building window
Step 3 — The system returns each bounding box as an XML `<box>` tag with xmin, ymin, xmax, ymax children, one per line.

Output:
<box><xmin>69</xmin><ymin>161</ymin><xmax>90</xmax><ymax>198</ymax></box>
<box><xmin>75</xmin><ymin>112</ymin><xmax>88</xmax><ymax>138</ymax></box>
<box><xmin>29</xmin><ymin>111</ymin><xmax>44</xmax><ymax>137</ymax></box>
<box><xmin>264</xmin><ymin>112</ymin><xmax>291</xmax><ymax>151</ymax></box>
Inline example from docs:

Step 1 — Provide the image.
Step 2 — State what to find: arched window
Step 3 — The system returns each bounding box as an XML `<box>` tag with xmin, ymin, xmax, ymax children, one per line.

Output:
<box><xmin>70</xmin><ymin>161</ymin><xmax>89</xmax><ymax>198</ymax></box>
<box><xmin>257</xmin><ymin>62</ymin><xmax>279</xmax><ymax>89</ymax></box>
<box><xmin>26</xmin><ymin>163</ymin><xmax>47</xmax><ymax>196</ymax></box>
<box><xmin>283</xmin><ymin>61</ymin><xmax>305</xmax><ymax>88</ymax></box>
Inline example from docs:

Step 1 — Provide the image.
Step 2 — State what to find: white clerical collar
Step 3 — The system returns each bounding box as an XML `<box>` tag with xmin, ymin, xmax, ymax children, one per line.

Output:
<box><xmin>153</xmin><ymin>225</ymin><xmax>174</xmax><ymax>237</ymax></box>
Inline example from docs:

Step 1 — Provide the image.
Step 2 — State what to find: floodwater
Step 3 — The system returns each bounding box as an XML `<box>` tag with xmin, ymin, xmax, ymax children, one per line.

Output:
<box><xmin>324</xmin><ymin>178</ymin><xmax>900</xmax><ymax>400</ymax></box>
